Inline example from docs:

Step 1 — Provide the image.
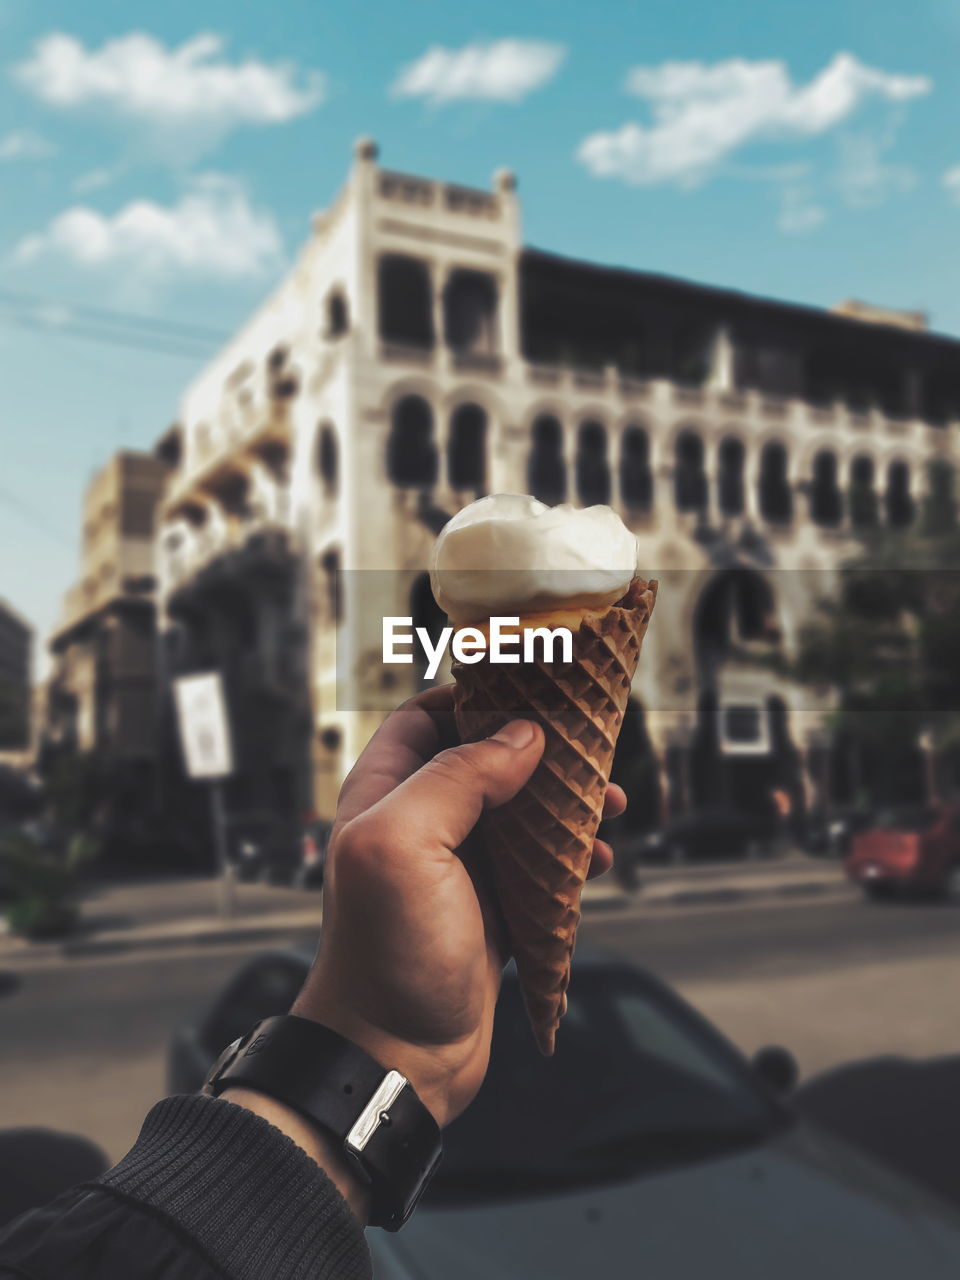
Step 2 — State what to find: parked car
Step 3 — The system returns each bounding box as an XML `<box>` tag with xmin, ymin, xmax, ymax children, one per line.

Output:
<box><xmin>614</xmin><ymin>807</ymin><xmax>780</xmax><ymax>887</ymax></box>
<box><xmin>169</xmin><ymin>947</ymin><xmax>960</xmax><ymax>1278</ymax></box>
<box><xmin>803</xmin><ymin>806</ymin><xmax>875</xmax><ymax>858</ymax></box>
<box><xmin>846</xmin><ymin>804</ymin><xmax>960</xmax><ymax>901</ymax></box>
<box><xmin>228</xmin><ymin>813</ymin><xmax>302</xmax><ymax>885</ymax></box>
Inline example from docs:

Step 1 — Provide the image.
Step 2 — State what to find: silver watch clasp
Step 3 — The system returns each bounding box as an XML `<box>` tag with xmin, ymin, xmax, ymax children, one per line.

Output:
<box><xmin>345</xmin><ymin>1070</ymin><xmax>408</xmax><ymax>1157</ymax></box>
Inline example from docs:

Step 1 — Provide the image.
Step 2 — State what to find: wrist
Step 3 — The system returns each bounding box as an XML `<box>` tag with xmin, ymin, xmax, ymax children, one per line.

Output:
<box><xmin>290</xmin><ymin>997</ymin><xmax>466</xmax><ymax>1128</ymax></box>
<box><xmin>221</xmin><ymin>1086</ymin><xmax>371</xmax><ymax>1223</ymax></box>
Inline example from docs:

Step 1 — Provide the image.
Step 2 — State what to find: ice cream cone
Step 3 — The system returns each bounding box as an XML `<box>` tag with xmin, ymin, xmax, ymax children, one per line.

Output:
<box><xmin>452</xmin><ymin>576</ymin><xmax>657</xmax><ymax>1055</ymax></box>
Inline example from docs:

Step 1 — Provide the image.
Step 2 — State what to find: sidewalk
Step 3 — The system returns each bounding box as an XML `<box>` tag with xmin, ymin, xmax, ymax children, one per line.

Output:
<box><xmin>0</xmin><ymin>854</ymin><xmax>851</xmax><ymax>962</ymax></box>
<box><xmin>0</xmin><ymin>876</ymin><xmax>324</xmax><ymax>963</ymax></box>
<box><xmin>582</xmin><ymin>850</ymin><xmax>851</xmax><ymax>911</ymax></box>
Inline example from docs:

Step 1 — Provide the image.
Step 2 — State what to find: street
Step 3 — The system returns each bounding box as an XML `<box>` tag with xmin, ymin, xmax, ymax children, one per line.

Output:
<box><xmin>2</xmin><ymin>892</ymin><xmax>959</xmax><ymax>1165</ymax></box>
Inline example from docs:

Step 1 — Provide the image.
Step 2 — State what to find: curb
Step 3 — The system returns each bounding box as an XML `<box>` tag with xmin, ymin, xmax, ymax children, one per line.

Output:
<box><xmin>0</xmin><ymin>914</ymin><xmax>323</xmax><ymax>964</ymax></box>
<box><xmin>1</xmin><ymin>876</ymin><xmax>850</xmax><ymax>960</ymax></box>
<box><xmin>582</xmin><ymin>875</ymin><xmax>850</xmax><ymax>914</ymax></box>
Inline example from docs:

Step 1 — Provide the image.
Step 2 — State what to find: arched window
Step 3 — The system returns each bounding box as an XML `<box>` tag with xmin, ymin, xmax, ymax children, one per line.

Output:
<box><xmin>849</xmin><ymin>454</ymin><xmax>878</xmax><ymax>528</ymax></box>
<box><xmin>717</xmin><ymin>438</ymin><xmax>745</xmax><ymax>517</ymax></box>
<box><xmin>674</xmin><ymin>430</ymin><xmax>707</xmax><ymax>512</ymax></box>
<box><xmin>527</xmin><ymin>415</ymin><xmax>566</xmax><ymax>506</ymax></box>
<box><xmin>884</xmin><ymin>461</ymin><xmax>914</xmax><ymax>528</ymax></box>
<box><xmin>810</xmin><ymin>450</ymin><xmax>843</xmax><ymax>527</ymax></box>
<box><xmin>576</xmin><ymin>421</ymin><xmax>611</xmax><ymax>506</ymax></box>
<box><xmin>327</xmin><ymin>291</ymin><xmax>348</xmax><ymax>338</ymax></box>
<box><xmin>386</xmin><ymin>396</ymin><xmax>437</xmax><ymax>487</ymax></box>
<box><xmin>443</xmin><ymin>270</ymin><xmax>498</xmax><ymax>353</ymax></box>
<box><xmin>447</xmin><ymin>404</ymin><xmax>487</xmax><ymax>493</ymax></box>
<box><xmin>378</xmin><ymin>256</ymin><xmax>434</xmax><ymax>348</ymax></box>
<box><xmin>620</xmin><ymin>425</ymin><xmax>653</xmax><ymax>511</ymax></box>
<box><xmin>317</xmin><ymin>423</ymin><xmax>338</xmax><ymax>496</ymax></box>
<box><xmin>759</xmin><ymin>442</ymin><xmax>793</xmax><ymax>523</ymax></box>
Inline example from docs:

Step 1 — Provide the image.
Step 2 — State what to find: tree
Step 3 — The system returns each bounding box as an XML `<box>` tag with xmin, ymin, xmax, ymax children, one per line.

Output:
<box><xmin>786</xmin><ymin>512</ymin><xmax>960</xmax><ymax>805</ymax></box>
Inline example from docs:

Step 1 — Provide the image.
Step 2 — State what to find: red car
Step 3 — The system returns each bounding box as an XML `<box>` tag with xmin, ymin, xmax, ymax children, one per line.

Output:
<box><xmin>846</xmin><ymin>805</ymin><xmax>960</xmax><ymax>901</ymax></box>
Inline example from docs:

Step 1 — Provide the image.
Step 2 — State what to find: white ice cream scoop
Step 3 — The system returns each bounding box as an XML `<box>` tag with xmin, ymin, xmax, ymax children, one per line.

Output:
<box><xmin>430</xmin><ymin>494</ymin><xmax>639</xmax><ymax>623</ymax></box>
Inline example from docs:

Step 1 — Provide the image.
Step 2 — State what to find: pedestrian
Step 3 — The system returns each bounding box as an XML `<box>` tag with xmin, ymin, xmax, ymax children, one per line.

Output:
<box><xmin>0</xmin><ymin>686</ymin><xmax>619</xmax><ymax>1280</ymax></box>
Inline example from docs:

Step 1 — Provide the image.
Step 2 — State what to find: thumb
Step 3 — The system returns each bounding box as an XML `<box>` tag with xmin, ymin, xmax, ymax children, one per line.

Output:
<box><xmin>354</xmin><ymin>720</ymin><xmax>544</xmax><ymax>856</ymax></box>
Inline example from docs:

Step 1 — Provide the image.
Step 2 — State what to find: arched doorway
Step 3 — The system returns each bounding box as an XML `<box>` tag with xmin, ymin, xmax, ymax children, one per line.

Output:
<box><xmin>690</xmin><ymin>570</ymin><xmax>800</xmax><ymax>825</ymax></box>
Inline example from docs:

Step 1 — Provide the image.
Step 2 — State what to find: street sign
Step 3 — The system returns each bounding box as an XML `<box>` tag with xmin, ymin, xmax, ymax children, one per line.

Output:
<box><xmin>173</xmin><ymin>672</ymin><xmax>234</xmax><ymax>780</ymax></box>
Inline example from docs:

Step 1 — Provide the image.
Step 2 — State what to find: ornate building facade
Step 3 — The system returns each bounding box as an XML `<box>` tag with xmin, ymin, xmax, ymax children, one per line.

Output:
<box><xmin>154</xmin><ymin>140</ymin><xmax>960</xmax><ymax>834</ymax></box>
<box><xmin>44</xmin><ymin>450</ymin><xmax>169</xmax><ymax>853</ymax></box>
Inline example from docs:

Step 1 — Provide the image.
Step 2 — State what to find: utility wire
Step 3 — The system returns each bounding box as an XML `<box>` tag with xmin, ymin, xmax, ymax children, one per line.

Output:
<box><xmin>3</xmin><ymin>310</ymin><xmax>218</xmax><ymax>360</ymax></box>
<box><xmin>0</xmin><ymin>287</ymin><xmax>230</xmax><ymax>345</ymax></box>
<box><xmin>0</xmin><ymin>487</ymin><xmax>73</xmax><ymax>547</ymax></box>
<box><xmin>0</xmin><ymin>287</ymin><xmax>231</xmax><ymax>360</ymax></box>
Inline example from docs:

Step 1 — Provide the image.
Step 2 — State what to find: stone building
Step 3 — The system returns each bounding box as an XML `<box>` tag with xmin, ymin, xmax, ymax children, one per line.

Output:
<box><xmin>0</xmin><ymin>597</ymin><xmax>32</xmax><ymax>754</ymax></box>
<box><xmin>154</xmin><ymin>140</ymin><xmax>960</xmax><ymax>836</ymax></box>
<box><xmin>44</xmin><ymin>450</ymin><xmax>168</xmax><ymax>851</ymax></box>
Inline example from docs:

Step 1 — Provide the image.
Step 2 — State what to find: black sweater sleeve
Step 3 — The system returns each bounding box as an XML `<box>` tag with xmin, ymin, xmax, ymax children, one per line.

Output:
<box><xmin>0</xmin><ymin>1095</ymin><xmax>372</xmax><ymax>1280</ymax></box>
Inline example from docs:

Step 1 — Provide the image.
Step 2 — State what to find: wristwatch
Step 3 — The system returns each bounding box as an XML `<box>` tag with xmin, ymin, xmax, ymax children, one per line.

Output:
<box><xmin>202</xmin><ymin>1014</ymin><xmax>443</xmax><ymax>1230</ymax></box>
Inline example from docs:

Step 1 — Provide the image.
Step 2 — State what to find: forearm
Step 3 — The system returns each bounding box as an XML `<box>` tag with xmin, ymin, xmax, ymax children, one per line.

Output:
<box><xmin>221</xmin><ymin>1087</ymin><xmax>372</xmax><ymax>1224</ymax></box>
<box><xmin>0</xmin><ymin>1095</ymin><xmax>372</xmax><ymax>1280</ymax></box>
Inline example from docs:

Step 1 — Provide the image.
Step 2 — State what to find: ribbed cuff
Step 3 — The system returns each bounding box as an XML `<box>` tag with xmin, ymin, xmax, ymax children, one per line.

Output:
<box><xmin>98</xmin><ymin>1094</ymin><xmax>372</xmax><ymax>1280</ymax></box>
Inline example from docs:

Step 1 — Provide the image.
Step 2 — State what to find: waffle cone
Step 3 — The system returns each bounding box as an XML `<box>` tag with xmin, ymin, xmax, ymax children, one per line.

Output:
<box><xmin>452</xmin><ymin>576</ymin><xmax>657</xmax><ymax>1054</ymax></box>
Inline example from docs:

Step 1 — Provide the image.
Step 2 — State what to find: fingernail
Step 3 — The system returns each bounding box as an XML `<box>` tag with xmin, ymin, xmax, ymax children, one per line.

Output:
<box><xmin>492</xmin><ymin>720</ymin><xmax>538</xmax><ymax>750</ymax></box>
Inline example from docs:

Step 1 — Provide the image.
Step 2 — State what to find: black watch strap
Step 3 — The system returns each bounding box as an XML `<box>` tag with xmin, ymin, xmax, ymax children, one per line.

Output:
<box><xmin>202</xmin><ymin>1015</ymin><xmax>443</xmax><ymax>1230</ymax></box>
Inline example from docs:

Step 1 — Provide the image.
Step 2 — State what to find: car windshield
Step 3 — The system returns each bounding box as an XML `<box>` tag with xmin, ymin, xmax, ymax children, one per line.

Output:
<box><xmin>874</xmin><ymin>807</ymin><xmax>940</xmax><ymax>832</ymax></box>
<box><xmin>430</xmin><ymin>967</ymin><xmax>781</xmax><ymax>1203</ymax></box>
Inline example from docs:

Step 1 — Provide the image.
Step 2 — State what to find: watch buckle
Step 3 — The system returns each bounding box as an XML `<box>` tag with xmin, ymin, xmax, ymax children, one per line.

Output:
<box><xmin>344</xmin><ymin>1069</ymin><xmax>408</xmax><ymax>1159</ymax></box>
<box><xmin>201</xmin><ymin>1035</ymin><xmax>244</xmax><ymax>1096</ymax></box>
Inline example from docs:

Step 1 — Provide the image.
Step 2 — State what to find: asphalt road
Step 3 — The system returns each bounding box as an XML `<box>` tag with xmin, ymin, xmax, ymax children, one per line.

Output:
<box><xmin>2</xmin><ymin>895</ymin><xmax>958</xmax><ymax>1165</ymax></box>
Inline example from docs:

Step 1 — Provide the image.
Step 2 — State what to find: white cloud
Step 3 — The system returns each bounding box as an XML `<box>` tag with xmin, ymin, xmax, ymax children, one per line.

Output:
<box><xmin>778</xmin><ymin>186</ymin><xmax>827</xmax><ymax>234</ymax></box>
<box><xmin>391</xmin><ymin>38</ymin><xmax>565</xmax><ymax>105</ymax></box>
<box><xmin>73</xmin><ymin>167</ymin><xmax>116</xmax><ymax>193</ymax></box>
<box><xmin>14</xmin><ymin>32</ymin><xmax>324</xmax><ymax>140</ymax></box>
<box><xmin>942</xmin><ymin>165</ymin><xmax>960</xmax><ymax>202</ymax></box>
<box><xmin>834</xmin><ymin>133</ymin><xmax>915</xmax><ymax>208</ymax></box>
<box><xmin>578</xmin><ymin>52</ymin><xmax>931</xmax><ymax>186</ymax></box>
<box><xmin>0</xmin><ymin>129</ymin><xmax>56</xmax><ymax>160</ymax></box>
<box><xmin>15</xmin><ymin>174</ymin><xmax>283</xmax><ymax>281</ymax></box>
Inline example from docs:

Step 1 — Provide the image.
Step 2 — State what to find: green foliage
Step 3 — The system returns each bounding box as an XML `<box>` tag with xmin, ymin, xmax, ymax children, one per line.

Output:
<box><xmin>788</xmin><ymin>519</ymin><xmax>960</xmax><ymax>802</ymax></box>
<box><xmin>41</xmin><ymin>751</ymin><xmax>102</xmax><ymax>837</ymax></box>
<box><xmin>0</xmin><ymin>832</ymin><xmax>79</xmax><ymax>940</ymax></box>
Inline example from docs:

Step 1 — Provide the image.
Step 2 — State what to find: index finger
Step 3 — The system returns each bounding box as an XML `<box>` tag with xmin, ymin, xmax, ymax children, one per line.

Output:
<box><xmin>334</xmin><ymin>685</ymin><xmax>458</xmax><ymax>831</ymax></box>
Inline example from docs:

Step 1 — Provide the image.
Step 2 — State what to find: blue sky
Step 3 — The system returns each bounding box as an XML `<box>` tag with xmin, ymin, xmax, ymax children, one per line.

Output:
<box><xmin>2</xmin><ymin>0</ymin><xmax>959</xmax><ymax>659</ymax></box>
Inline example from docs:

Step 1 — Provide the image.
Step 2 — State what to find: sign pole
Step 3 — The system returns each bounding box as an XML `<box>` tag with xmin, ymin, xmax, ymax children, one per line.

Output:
<box><xmin>211</xmin><ymin>780</ymin><xmax>236</xmax><ymax>919</ymax></box>
<box><xmin>173</xmin><ymin>671</ymin><xmax>237</xmax><ymax>918</ymax></box>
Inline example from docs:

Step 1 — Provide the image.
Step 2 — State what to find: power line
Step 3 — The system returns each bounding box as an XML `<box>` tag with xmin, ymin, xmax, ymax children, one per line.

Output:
<box><xmin>0</xmin><ymin>287</ymin><xmax>231</xmax><ymax>360</ymax></box>
<box><xmin>0</xmin><ymin>287</ymin><xmax>230</xmax><ymax>345</ymax></box>
<box><xmin>0</xmin><ymin>487</ymin><xmax>73</xmax><ymax>547</ymax></box>
<box><xmin>2</xmin><ymin>310</ymin><xmax>217</xmax><ymax>360</ymax></box>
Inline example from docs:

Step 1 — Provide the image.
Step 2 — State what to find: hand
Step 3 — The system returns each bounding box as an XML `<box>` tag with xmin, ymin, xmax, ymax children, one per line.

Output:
<box><xmin>291</xmin><ymin>684</ymin><xmax>624</xmax><ymax>1129</ymax></box>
